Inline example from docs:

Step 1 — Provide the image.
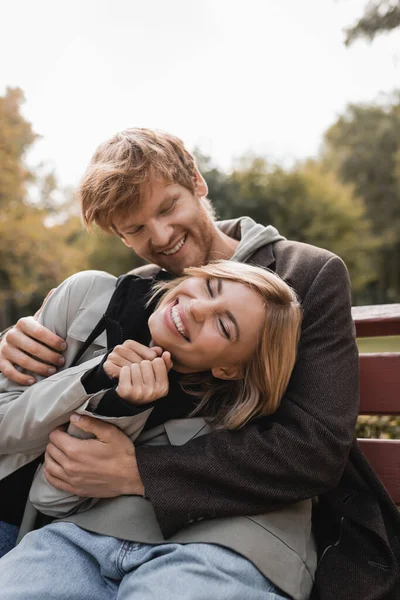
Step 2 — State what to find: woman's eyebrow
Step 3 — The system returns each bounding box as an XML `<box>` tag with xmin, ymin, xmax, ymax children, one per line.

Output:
<box><xmin>217</xmin><ymin>279</ymin><xmax>240</xmax><ymax>341</ymax></box>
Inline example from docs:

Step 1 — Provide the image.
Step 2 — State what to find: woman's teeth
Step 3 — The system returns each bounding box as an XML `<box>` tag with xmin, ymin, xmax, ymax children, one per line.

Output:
<box><xmin>162</xmin><ymin>236</ymin><xmax>186</xmax><ymax>256</ymax></box>
<box><xmin>171</xmin><ymin>304</ymin><xmax>188</xmax><ymax>339</ymax></box>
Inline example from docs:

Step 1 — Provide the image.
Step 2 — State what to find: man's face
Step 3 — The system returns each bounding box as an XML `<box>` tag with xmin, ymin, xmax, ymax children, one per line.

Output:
<box><xmin>113</xmin><ymin>175</ymin><xmax>218</xmax><ymax>276</ymax></box>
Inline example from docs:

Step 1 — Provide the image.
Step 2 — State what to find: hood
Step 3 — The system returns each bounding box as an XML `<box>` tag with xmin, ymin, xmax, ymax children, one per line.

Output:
<box><xmin>217</xmin><ymin>217</ymin><xmax>285</xmax><ymax>263</ymax></box>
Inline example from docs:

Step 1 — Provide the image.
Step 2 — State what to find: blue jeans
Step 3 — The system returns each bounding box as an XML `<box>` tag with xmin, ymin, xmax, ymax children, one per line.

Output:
<box><xmin>0</xmin><ymin>521</ymin><xmax>18</xmax><ymax>558</ymax></box>
<box><xmin>0</xmin><ymin>522</ymin><xmax>291</xmax><ymax>599</ymax></box>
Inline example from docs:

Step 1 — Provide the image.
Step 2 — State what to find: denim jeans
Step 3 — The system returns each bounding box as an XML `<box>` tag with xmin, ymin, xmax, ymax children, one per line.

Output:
<box><xmin>0</xmin><ymin>521</ymin><xmax>18</xmax><ymax>558</ymax></box>
<box><xmin>0</xmin><ymin>522</ymin><xmax>291</xmax><ymax>599</ymax></box>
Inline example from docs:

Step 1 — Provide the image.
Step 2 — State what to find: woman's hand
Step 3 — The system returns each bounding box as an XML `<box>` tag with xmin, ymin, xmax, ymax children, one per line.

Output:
<box><xmin>116</xmin><ymin>353</ymin><xmax>173</xmax><ymax>405</ymax></box>
<box><xmin>103</xmin><ymin>340</ymin><xmax>164</xmax><ymax>379</ymax></box>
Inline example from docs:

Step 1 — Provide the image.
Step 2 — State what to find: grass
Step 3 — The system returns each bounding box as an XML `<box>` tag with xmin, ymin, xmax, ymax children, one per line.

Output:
<box><xmin>356</xmin><ymin>336</ymin><xmax>400</xmax><ymax>439</ymax></box>
<box><xmin>357</xmin><ymin>336</ymin><xmax>400</xmax><ymax>353</ymax></box>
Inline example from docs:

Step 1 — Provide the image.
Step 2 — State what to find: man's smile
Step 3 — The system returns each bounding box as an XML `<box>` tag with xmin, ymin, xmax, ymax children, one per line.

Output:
<box><xmin>160</xmin><ymin>235</ymin><xmax>186</xmax><ymax>256</ymax></box>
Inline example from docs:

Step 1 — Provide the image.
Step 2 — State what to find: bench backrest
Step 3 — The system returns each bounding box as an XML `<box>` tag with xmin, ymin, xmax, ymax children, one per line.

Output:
<box><xmin>352</xmin><ymin>303</ymin><xmax>400</xmax><ymax>503</ymax></box>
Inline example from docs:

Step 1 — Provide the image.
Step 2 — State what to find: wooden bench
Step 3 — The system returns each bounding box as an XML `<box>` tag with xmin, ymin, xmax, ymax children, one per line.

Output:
<box><xmin>352</xmin><ymin>303</ymin><xmax>400</xmax><ymax>503</ymax></box>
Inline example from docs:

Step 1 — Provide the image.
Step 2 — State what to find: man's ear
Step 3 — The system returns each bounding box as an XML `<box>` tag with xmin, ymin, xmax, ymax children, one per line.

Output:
<box><xmin>211</xmin><ymin>364</ymin><xmax>244</xmax><ymax>381</ymax></box>
<box><xmin>194</xmin><ymin>168</ymin><xmax>208</xmax><ymax>197</ymax></box>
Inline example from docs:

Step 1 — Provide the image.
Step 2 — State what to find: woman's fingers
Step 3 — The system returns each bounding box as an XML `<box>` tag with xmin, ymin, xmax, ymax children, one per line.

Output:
<box><xmin>105</xmin><ymin>340</ymin><xmax>163</xmax><ymax>377</ymax></box>
<box><xmin>139</xmin><ymin>360</ymin><xmax>154</xmax><ymax>387</ymax></box>
<box><xmin>117</xmin><ymin>340</ymin><xmax>162</xmax><ymax>362</ymax></box>
<box><xmin>161</xmin><ymin>351</ymin><xmax>173</xmax><ymax>371</ymax></box>
<box><xmin>107</xmin><ymin>347</ymin><xmax>142</xmax><ymax>366</ymax></box>
<box><xmin>152</xmin><ymin>357</ymin><xmax>169</xmax><ymax>397</ymax></box>
<box><xmin>103</xmin><ymin>350</ymin><xmax>132</xmax><ymax>379</ymax></box>
<box><xmin>116</xmin><ymin>359</ymin><xmax>168</xmax><ymax>404</ymax></box>
<box><xmin>116</xmin><ymin>364</ymin><xmax>144</xmax><ymax>403</ymax></box>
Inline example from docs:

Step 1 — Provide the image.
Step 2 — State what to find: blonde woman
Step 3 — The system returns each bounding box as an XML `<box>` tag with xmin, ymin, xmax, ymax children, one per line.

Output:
<box><xmin>1</xmin><ymin>260</ymin><xmax>301</xmax><ymax>513</ymax></box>
<box><xmin>0</xmin><ymin>261</ymin><xmax>307</xmax><ymax>600</ymax></box>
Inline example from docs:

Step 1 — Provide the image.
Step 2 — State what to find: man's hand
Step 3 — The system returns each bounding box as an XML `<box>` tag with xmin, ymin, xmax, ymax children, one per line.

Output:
<box><xmin>0</xmin><ymin>316</ymin><xmax>67</xmax><ymax>386</ymax></box>
<box><xmin>43</xmin><ymin>415</ymin><xmax>144</xmax><ymax>497</ymax></box>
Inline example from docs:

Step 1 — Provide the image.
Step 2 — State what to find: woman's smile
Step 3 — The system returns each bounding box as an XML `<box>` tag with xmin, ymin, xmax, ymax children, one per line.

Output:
<box><xmin>164</xmin><ymin>300</ymin><xmax>190</xmax><ymax>341</ymax></box>
<box><xmin>148</xmin><ymin>276</ymin><xmax>265</xmax><ymax>374</ymax></box>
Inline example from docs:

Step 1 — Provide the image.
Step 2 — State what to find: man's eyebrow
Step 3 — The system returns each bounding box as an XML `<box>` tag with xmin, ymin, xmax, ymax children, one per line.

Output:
<box><xmin>217</xmin><ymin>279</ymin><xmax>240</xmax><ymax>341</ymax></box>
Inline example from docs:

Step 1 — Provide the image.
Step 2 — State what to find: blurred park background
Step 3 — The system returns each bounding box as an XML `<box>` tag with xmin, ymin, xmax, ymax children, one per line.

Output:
<box><xmin>1</xmin><ymin>0</ymin><xmax>400</xmax><ymax>439</ymax></box>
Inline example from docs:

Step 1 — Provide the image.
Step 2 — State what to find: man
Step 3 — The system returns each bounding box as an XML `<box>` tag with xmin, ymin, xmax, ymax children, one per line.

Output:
<box><xmin>0</xmin><ymin>129</ymin><xmax>399</xmax><ymax>599</ymax></box>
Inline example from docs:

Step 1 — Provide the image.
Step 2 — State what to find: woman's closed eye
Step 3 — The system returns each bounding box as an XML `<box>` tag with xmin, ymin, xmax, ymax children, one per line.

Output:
<box><xmin>219</xmin><ymin>318</ymin><xmax>231</xmax><ymax>340</ymax></box>
<box><xmin>205</xmin><ymin>279</ymin><xmax>231</xmax><ymax>341</ymax></box>
<box><xmin>206</xmin><ymin>278</ymin><xmax>214</xmax><ymax>298</ymax></box>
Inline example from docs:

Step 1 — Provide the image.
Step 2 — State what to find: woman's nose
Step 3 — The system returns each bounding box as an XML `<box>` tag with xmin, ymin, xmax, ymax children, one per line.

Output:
<box><xmin>188</xmin><ymin>299</ymin><xmax>212</xmax><ymax>323</ymax></box>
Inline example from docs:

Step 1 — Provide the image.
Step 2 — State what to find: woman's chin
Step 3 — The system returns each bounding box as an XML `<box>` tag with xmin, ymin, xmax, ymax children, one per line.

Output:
<box><xmin>150</xmin><ymin>333</ymin><xmax>166</xmax><ymax>349</ymax></box>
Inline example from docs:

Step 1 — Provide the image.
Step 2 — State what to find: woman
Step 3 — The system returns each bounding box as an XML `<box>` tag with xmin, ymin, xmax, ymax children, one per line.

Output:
<box><xmin>1</xmin><ymin>260</ymin><xmax>301</xmax><ymax>516</ymax></box>
<box><xmin>0</xmin><ymin>261</ymin><xmax>304</xmax><ymax>599</ymax></box>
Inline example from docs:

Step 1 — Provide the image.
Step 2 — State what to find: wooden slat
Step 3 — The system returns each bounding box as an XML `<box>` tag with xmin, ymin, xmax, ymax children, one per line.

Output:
<box><xmin>352</xmin><ymin>304</ymin><xmax>400</xmax><ymax>338</ymax></box>
<box><xmin>358</xmin><ymin>439</ymin><xmax>400</xmax><ymax>503</ymax></box>
<box><xmin>359</xmin><ymin>353</ymin><xmax>400</xmax><ymax>414</ymax></box>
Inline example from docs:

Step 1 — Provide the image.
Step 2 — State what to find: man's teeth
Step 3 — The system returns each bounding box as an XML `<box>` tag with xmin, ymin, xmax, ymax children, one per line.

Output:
<box><xmin>162</xmin><ymin>236</ymin><xmax>186</xmax><ymax>256</ymax></box>
<box><xmin>171</xmin><ymin>305</ymin><xmax>188</xmax><ymax>339</ymax></box>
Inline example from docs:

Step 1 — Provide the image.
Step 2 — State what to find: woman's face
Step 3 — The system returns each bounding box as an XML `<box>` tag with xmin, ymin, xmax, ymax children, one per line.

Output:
<box><xmin>148</xmin><ymin>275</ymin><xmax>265</xmax><ymax>379</ymax></box>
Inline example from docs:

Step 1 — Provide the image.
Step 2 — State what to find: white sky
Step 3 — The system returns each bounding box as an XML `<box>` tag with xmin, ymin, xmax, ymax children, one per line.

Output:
<box><xmin>1</xmin><ymin>0</ymin><xmax>399</xmax><ymax>187</ymax></box>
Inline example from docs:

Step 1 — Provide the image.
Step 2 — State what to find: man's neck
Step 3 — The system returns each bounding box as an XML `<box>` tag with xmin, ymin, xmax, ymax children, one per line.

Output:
<box><xmin>209</xmin><ymin>227</ymin><xmax>240</xmax><ymax>262</ymax></box>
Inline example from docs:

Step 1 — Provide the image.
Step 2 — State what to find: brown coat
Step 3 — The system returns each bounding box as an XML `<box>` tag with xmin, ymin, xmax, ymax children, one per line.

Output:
<box><xmin>135</xmin><ymin>237</ymin><xmax>400</xmax><ymax>600</ymax></box>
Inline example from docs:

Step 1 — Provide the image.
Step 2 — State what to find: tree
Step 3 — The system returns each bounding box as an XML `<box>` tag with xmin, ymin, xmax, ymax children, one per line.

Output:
<box><xmin>0</xmin><ymin>88</ymin><xmax>36</xmax><ymax>211</ymax></box>
<box><xmin>345</xmin><ymin>0</ymin><xmax>400</xmax><ymax>46</ymax></box>
<box><xmin>323</xmin><ymin>95</ymin><xmax>400</xmax><ymax>301</ymax></box>
<box><xmin>0</xmin><ymin>88</ymin><xmax>88</xmax><ymax>328</ymax></box>
<box><xmin>200</xmin><ymin>154</ymin><xmax>377</xmax><ymax>300</ymax></box>
<box><xmin>85</xmin><ymin>228</ymin><xmax>145</xmax><ymax>276</ymax></box>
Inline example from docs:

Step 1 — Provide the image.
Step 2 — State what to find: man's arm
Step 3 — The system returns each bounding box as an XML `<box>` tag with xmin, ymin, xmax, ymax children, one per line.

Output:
<box><xmin>44</xmin><ymin>256</ymin><xmax>358</xmax><ymax>538</ymax></box>
<box><xmin>134</xmin><ymin>256</ymin><xmax>359</xmax><ymax>537</ymax></box>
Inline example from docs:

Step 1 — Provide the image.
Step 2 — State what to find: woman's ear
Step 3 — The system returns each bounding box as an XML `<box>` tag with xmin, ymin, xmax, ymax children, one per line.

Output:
<box><xmin>211</xmin><ymin>364</ymin><xmax>244</xmax><ymax>381</ymax></box>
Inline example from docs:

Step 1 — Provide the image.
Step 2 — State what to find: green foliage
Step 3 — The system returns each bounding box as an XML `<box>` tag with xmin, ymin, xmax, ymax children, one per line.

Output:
<box><xmin>356</xmin><ymin>415</ymin><xmax>400</xmax><ymax>439</ymax></box>
<box><xmin>345</xmin><ymin>0</ymin><xmax>400</xmax><ymax>46</ymax></box>
<box><xmin>0</xmin><ymin>88</ymin><xmax>36</xmax><ymax>210</ymax></box>
<box><xmin>0</xmin><ymin>88</ymin><xmax>90</xmax><ymax>327</ymax></box>
<box><xmin>200</xmin><ymin>153</ymin><xmax>377</xmax><ymax>298</ymax></box>
<box><xmin>0</xmin><ymin>86</ymin><xmax>396</xmax><ymax>323</ymax></box>
<box><xmin>85</xmin><ymin>228</ymin><xmax>145</xmax><ymax>276</ymax></box>
<box><xmin>323</xmin><ymin>94</ymin><xmax>400</xmax><ymax>301</ymax></box>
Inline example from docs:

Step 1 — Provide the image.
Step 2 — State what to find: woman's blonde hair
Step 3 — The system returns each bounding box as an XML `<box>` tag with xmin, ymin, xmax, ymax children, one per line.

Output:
<box><xmin>79</xmin><ymin>128</ymin><xmax>215</xmax><ymax>233</ymax></box>
<box><xmin>151</xmin><ymin>260</ymin><xmax>302</xmax><ymax>430</ymax></box>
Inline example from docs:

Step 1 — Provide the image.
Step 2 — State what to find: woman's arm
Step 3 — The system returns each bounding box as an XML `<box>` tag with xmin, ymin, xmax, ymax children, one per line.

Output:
<box><xmin>0</xmin><ymin>271</ymin><xmax>117</xmax><ymax>468</ymax></box>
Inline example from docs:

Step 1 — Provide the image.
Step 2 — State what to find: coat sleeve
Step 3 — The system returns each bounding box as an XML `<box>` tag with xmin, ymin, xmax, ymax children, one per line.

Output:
<box><xmin>0</xmin><ymin>271</ymin><xmax>115</xmax><ymax>463</ymax></box>
<box><xmin>136</xmin><ymin>256</ymin><xmax>360</xmax><ymax>538</ymax></box>
<box><xmin>29</xmin><ymin>406</ymin><xmax>153</xmax><ymax>518</ymax></box>
<box><xmin>0</xmin><ymin>271</ymin><xmax>153</xmax><ymax>466</ymax></box>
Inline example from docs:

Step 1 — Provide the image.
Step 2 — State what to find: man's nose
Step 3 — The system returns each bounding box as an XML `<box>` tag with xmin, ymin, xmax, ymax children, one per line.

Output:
<box><xmin>149</xmin><ymin>222</ymin><xmax>173</xmax><ymax>249</ymax></box>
